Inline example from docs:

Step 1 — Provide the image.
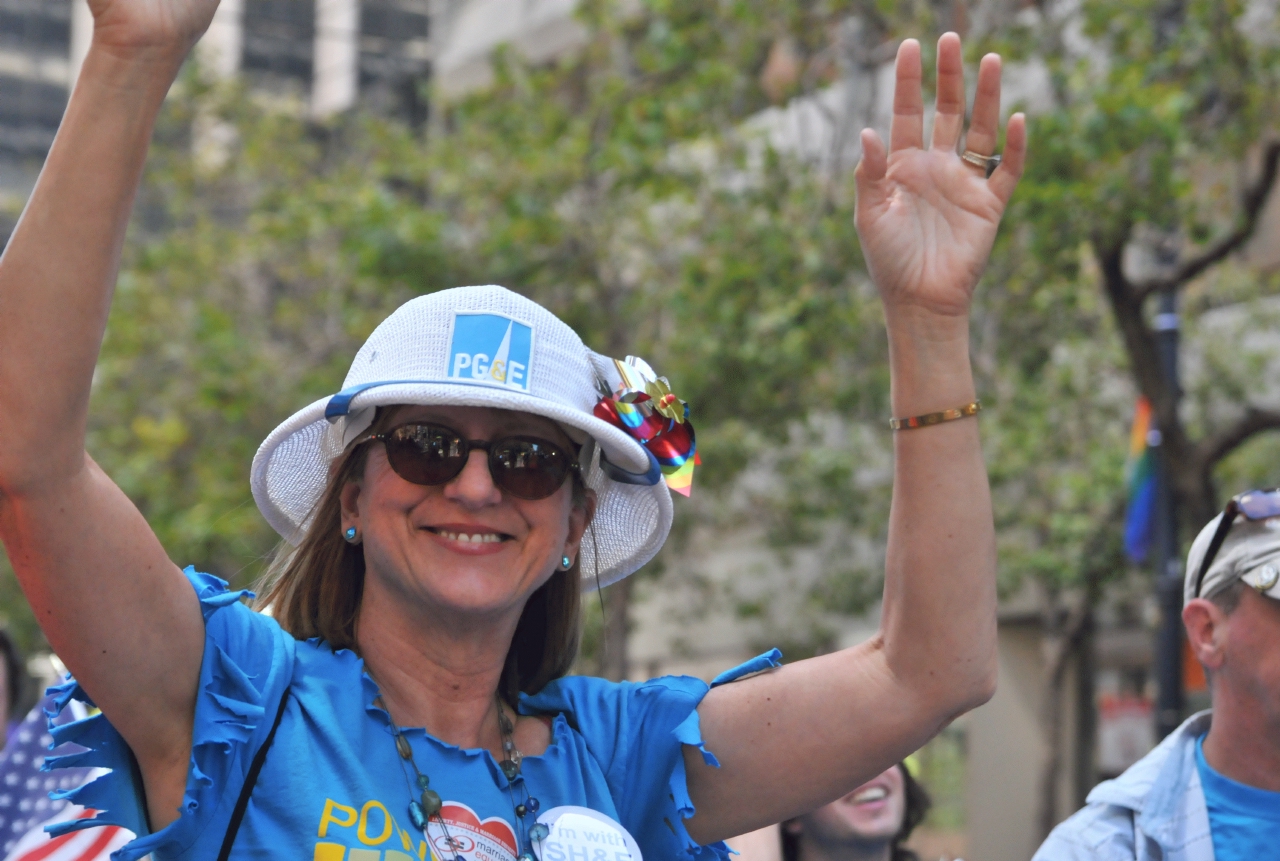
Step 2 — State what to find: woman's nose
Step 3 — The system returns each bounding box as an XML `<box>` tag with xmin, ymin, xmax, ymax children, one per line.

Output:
<box><xmin>443</xmin><ymin>449</ymin><xmax>503</xmax><ymax>505</ymax></box>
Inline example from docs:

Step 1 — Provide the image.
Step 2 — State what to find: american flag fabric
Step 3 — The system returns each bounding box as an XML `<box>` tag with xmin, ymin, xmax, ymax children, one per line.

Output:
<box><xmin>0</xmin><ymin>695</ymin><xmax>132</xmax><ymax>861</ymax></box>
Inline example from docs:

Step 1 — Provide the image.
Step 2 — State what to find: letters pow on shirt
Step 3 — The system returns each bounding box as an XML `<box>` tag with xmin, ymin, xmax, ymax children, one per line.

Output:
<box><xmin>313</xmin><ymin>798</ymin><xmax>517</xmax><ymax>861</ymax></box>
<box><xmin>308</xmin><ymin>799</ymin><xmax>642</xmax><ymax>861</ymax></box>
<box><xmin>447</xmin><ymin>313</ymin><xmax>535</xmax><ymax>392</ymax></box>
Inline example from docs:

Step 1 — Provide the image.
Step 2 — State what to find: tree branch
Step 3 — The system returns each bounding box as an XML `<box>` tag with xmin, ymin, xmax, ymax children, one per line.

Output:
<box><xmin>1134</xmin><ymin>141</ymin><xmax>1280</xmax><ymax>300</ymax></box>
<box><xmin>1095</xmin><ymin>237</ymin><xmax>1183</xmax><ymax>448</ymax></box>
<box><xmin>1197</xmin><ymin>405</ymin><xmax>1280</xmax><ymax>469</ymax></box>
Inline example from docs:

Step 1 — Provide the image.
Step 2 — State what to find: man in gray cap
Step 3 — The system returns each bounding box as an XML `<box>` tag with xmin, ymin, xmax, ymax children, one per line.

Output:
<box><xmin>1033</xmin><ymin>488</ymin><xmax>1280</xmax><ymax>861</ymax></box>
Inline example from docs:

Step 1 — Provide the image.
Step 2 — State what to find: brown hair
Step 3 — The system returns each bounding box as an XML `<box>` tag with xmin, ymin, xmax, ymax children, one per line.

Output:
<box><xmin>255</xmin><ymin>408</ymin><xmax>585</xmax><ymax>707</ymax></box>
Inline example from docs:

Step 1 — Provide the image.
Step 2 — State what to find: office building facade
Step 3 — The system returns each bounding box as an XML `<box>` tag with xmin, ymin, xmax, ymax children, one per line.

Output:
<box><xmin>0</xmin><ymin>0</ymin><xmax>430</xmax><ymax>187</ymax></box>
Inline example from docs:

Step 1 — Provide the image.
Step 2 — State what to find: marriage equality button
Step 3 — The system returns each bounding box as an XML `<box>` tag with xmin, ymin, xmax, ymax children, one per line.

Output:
<box><xmin>534</xmin><ymin>806</ymin><xmax>642</xmax><ymax>861</ymax></box>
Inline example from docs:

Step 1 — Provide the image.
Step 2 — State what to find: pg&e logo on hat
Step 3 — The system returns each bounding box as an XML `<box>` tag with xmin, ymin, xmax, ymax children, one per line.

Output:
<box><xmin>447</xmin><ymin>312</ymin><xmax>534</xmax><ymax>392</ymax></box>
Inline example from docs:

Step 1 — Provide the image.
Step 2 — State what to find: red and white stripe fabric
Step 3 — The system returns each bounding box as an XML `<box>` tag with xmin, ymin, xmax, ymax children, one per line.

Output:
<box><xmin>3</xmin><ymin>807</ymin><xmax>130</xmax><ymax>861</ymax></box>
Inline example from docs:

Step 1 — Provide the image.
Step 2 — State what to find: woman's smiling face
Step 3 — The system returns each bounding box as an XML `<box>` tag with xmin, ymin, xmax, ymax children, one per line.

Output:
<box><xmin>789</xmin><ymin>764</ymin><xmax>906</xmax><ymax>847</ymax></box>
<box><xmin>341</xmin><ymin>405</ymin><xmax>594</xmax><ymax>621</ymax></box>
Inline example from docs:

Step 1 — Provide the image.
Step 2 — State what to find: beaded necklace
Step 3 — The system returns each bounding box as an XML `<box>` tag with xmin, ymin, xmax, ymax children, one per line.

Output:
<box><xmin>375</xmin><ymin>693</ymin><xmax>550</xmax><ymax>861</ymax></box>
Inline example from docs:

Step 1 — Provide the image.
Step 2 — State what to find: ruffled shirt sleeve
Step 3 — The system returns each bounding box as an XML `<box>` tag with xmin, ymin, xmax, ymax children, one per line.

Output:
<box><xmin>43</xmin><ymin>567</ymin><xmax>295</xmax><ymax>861</ymax></box>
<box><xmin>519</xmin><ymin>649</ymin><xmax>782</xmax><ymax>861</ymax></box>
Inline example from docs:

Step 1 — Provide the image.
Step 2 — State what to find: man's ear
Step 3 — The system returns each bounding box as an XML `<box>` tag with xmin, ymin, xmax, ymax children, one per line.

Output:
<box><xmin>1183</xmin><ymin>598</ymin><xmax>1228</xmax><ymax>674</ymax></box>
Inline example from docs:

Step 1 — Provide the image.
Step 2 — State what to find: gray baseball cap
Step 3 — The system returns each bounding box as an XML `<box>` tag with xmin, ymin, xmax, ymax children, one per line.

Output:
<box><xmin>1185</xmin><ymin>511</ymin><xmax>1280</xmax><ymax>605</ymax></box>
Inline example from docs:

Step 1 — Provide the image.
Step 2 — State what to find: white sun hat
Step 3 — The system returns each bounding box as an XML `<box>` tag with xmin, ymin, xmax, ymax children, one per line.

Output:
<box><xmin>250</xmin><ymin>285</ymin><xmax>674</xmax><ymax>587</ymax></box>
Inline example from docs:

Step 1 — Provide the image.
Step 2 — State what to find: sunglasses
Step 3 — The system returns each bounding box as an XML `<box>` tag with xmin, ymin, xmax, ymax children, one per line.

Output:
<box><xmin>368</xmin><ymin>423</ymin><xmax>579</xmax><ymax>501</ymax></box>
<box><xmin>1192</xmin><ymin>487</ymin><xmax>1280</xmax><ymax>597</ymax></box>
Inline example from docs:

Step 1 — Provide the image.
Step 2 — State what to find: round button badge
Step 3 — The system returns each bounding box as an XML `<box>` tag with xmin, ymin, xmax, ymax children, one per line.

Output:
<box><xmin>533</xmin><ymin>806</ymin><xmax>642</xmax><ymax>861</ymax></box>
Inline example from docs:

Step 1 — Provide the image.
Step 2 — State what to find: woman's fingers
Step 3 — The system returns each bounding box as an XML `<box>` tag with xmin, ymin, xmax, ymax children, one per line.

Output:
<box><xmin>930</xmin><ymin>33</ymin><xmax>965</xmax><ymax>151</ymax></box>
<box><xmin>878</xmin><ymin>34</ymin><xmax>1024</xmax><ymax>203</ymax></box>
<box><xmin>856</xmin><ymin>128</ymin><xmax>888</xmax><ymax>182</ymax></box>
<box><xmin>988</xmin><ymin>112</ymin><xmax>1027</xmax><ymax>205</ymax></box>
<box><xmin>889</xmin><ymin>40</ymin><xmax>924</xmax><ymax>153</ymax></box>
<box><xmin>962</xmin><ymin>53</ymin><xmax>1003</xmax><ymax>158</ymax></box>
<box><xmin>854</xmin><ymin>129</ymin><xmax>889</xmax><ymax>224</ymax></box>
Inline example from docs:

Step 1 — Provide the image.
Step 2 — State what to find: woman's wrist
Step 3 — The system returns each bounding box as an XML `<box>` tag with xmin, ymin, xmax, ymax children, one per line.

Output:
<box><xmin>75</xmin><ymin>40</ymin><xmax>188</xmax><ymax>109</ymax></box>
<box><xmin>883</xmin><ymin>303</ymin><xmax>976</xmax><ymax>418</ymax></box>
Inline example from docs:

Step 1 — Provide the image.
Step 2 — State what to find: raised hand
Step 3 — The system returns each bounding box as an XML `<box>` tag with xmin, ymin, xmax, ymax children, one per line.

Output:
<box><xmin>854</xmin><ymin>33</ymin><xmax>1026</xmax><ymax>319</ymax></box>
<box><xmin>87</xmin><ymin>0</ymin><xmax>221</xmax><ymax>62</ymax></box>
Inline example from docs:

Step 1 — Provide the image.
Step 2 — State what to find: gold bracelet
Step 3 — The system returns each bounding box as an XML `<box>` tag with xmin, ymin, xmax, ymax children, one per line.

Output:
<box><xmin>889</xmin><ymin>400</ymin><xmax>982</xmax><ymax>431</ymax></box>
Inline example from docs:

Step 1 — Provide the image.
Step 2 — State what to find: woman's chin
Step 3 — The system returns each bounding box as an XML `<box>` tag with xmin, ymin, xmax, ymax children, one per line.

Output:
<box><xmin>409</xmin><ymin>569</ymin><xmax>544</xmax><ymax>619</ymax></box>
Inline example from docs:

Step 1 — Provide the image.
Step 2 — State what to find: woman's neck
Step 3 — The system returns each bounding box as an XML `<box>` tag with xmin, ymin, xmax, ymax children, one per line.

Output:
<box><xmin>355</xmin><ymin>580</ymin><xmax>519</xmax><ymax>754</ymax></box>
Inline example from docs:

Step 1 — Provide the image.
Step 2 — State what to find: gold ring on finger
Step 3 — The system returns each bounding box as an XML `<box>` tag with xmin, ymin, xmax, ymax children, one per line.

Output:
<box><xmin>961</xmin><ymin>149</ymin><xmax>1001</xmax><ymax>178</ymax></box>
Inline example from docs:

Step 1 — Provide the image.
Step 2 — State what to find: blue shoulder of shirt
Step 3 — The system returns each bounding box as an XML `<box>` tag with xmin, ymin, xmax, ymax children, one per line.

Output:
<box><xmin>519</xmin><ymin>649</ymin><xmax>782</xmax><ymax>861</ymax></box>
<box><xmin>44</xmin><ymin>567</ymin><xmax>295</xmax><ymax>861</ymax></box>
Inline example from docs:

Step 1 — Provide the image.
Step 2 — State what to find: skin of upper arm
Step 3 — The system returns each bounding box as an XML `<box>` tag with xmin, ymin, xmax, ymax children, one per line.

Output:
<box><xmin>681</xmin><ymin>640</ymin><xmax>957</xmax><ymax>844</ymax></box>
<box><xmin>0</xmin><ymin>453</ymin><xmax>204</xmax><ymax>829</ymax></box>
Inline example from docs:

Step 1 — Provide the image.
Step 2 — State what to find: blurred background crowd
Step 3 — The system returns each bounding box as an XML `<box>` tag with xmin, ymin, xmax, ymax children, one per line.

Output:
<box><xmin>1</xmin><ymin>1</ymin><xmax>1279</xmax><ymax>858</ymax></box>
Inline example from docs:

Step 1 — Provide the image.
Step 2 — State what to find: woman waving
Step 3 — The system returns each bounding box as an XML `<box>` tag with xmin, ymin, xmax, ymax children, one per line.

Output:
<box><xmin>0</xmin><ymin>3</ymin><xmax>1024</xmax><ymax>858</ymax></box>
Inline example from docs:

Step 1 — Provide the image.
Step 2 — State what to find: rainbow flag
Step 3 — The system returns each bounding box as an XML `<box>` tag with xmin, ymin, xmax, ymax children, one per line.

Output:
<box><xmin>1123</xmin><ymin>397</ymin><xmax>1157</xmax><ymax>562</ymax></box>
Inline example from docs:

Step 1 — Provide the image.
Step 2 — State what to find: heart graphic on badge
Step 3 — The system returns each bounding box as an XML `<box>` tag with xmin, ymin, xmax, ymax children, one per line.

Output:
<box><xmin>438</xmin><ymin>801</ymin><xmax>519</xmax><ymax>858</ymax></box>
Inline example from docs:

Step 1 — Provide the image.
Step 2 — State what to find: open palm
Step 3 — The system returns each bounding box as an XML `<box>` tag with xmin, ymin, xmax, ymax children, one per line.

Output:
<box><xmin>88</xmin><ymin>0</ymin><xmax>220</xmax><ymax>57</ymax></box>
<box><xmin>855</xmin><ymin>35</ymin><xmax>1026</xmax><ymax>319</ymax></box>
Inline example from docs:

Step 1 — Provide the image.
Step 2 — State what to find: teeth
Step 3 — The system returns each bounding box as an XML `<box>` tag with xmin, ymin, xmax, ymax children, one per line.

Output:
<box><xmin>853</xmin><ymin>787</ymin><xmax>888</xmax><ymax>804</ymax></box>
<box><xmin>437</xmin><ymin>530</ymin><xmax>502</xmax><ymax>544</ymax></box>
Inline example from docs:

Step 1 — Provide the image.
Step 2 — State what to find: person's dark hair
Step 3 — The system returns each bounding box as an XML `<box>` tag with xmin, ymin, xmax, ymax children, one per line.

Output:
<box><xmin>894</xmin><ymin>763</ymin><xmax>932</xmax><ymax>861</ymax></box>
<box><xmin>781</xmin><ymin>763</ymin><xmax>932</xmax><ymax>861</ymax></box>
<box><xmin>256</xmin><ymin>407</ymin><xmax>585</xmax><ymax>708</ymax></box>
<box><xmin>0</xmin><ymin>629</ymin><xmax>24</xmax><ymax>720</ymax></box>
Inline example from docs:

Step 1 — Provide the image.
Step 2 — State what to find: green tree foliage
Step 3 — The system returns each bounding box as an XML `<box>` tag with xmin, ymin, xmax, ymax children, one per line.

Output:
<box><xmin>999</xmin><ymin>0</ymin><xmax>1280</xmax><ymax>535</ymax></box>
<box><xmin>976</xmin><ymin>0</ymin><xmax>1280</xmax><ymax>833</ymax></box>
<box><xmin>5</xmin><ymin>0</ymin><xmax>1277</xmax><ymax>689</ymax></box>
<box><xmin>0</xmin><ymin>0</ymin><xmax>921</xmax><ymax>657</ymax></box>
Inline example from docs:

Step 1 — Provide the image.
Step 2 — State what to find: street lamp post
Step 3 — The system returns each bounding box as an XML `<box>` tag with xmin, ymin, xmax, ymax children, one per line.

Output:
<box><xmin>1152</xmin><ymin>288</ymin><xmax>1183</xmax><ymax>740</ymax></box>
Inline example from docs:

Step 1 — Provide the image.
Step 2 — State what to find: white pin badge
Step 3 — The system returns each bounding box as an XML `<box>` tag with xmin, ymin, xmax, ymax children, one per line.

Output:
<box><xmin>533</xmin><ymin>806</ymin><xmax>642</xmax><ymax>861</ymax></box>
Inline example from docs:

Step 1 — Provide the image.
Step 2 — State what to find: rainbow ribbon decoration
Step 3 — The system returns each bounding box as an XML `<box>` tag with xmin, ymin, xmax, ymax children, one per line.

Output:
<box><xmin>1123</xmin><ymin>397</ymin><xmax>1157</xmax><ymax>563</ymax></box>
<box><xmin>593</xmin><ymin>356</ymin><xmax>699</xmax><ymax>496</ymax></box>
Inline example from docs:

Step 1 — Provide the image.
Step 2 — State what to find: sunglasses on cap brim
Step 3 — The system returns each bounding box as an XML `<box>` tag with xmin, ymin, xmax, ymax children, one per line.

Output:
<box><xmin>368</xmin><ymin>423</ymin><xmax>580</xmax><ymax>501</ymax></box>
<box><xmin>1193</xmin><ymin>487</ymin><xmax>1280</xmax><ymax>598</ymax></box>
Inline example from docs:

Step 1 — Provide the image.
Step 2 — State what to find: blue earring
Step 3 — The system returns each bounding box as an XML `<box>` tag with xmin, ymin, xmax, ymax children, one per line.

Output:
<box><xmin>344</xmin><ymin>527</ymin><xmax>359</xmax><ymax>543</ymax></box>
<box><xmin>561</xmin><ymin>555</ymin><xmax>572</xmax><ymax>570</ymax></box>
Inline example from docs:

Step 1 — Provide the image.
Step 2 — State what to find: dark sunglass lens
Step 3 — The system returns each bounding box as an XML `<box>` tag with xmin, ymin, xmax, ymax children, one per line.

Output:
<box><xmin>1238</xmin><ymin>489</ymin><xmax>1280</xmax><ymax>521</ymax></box>
<box><xmin>384</xmin><ymin>425</ymin><xmax>467</xmax><ymax>485</ymax></box>
<box><xmin>490</xmin><ymin>438</ymin><xmax>570</xmax><ymax>499</ymax></box>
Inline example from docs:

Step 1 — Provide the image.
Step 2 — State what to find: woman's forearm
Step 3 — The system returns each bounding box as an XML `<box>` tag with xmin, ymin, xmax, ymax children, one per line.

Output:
<box><xmin>0</xmin><ymin>45</ymin><xmax>182</xmax><ymax>492</ymax></box>
<box><xmin>880</xmin><ymin>305</ymin><xmax>997</xmax><ymax>711</ymax></box>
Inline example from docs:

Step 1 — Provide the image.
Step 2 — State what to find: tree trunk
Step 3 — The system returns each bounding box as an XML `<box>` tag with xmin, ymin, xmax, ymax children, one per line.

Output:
<box><xmin>1036</xmin><ymin>519</ymin><xmax>1110</xmax><ymax>843</ymax></box>
<box><xmin>1036</xmin><ymin>594</ymin><xmax>1070</xmax><ymax>841</ymax></box>
<box><xmin>1036</xmin><ymin>595</ymin><xmax>1097</xmax><ymax>841</ymax></box>
<box><xmin>1073</xmin><ymin>606</ymin><xmax>1098</xmax><ymax>810</ymax></box>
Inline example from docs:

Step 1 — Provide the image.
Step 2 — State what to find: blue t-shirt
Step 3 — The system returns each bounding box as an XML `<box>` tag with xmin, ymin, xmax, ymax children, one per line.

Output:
<box><xmin>43</xmin><ymin>568</ymin><xmax>781</xmax><ymax>861</ymax></box>
<box><xmin>1195</xmin><ymin>734</ymin><xmax>1280</xmax><ymax>861</ymax></box>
